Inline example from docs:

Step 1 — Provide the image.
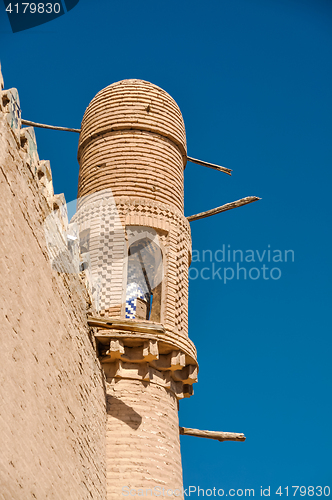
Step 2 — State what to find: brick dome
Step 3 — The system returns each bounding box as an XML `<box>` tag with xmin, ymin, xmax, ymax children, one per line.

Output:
<box><xmin>78</xmin><ymin>79</ymin><xmax>187</xmax><ymax>161</ymax></box>
<box><xmin>77</xmin><ymin>80</ymin><xmax>187</xmax><ymax>212</ymax></box>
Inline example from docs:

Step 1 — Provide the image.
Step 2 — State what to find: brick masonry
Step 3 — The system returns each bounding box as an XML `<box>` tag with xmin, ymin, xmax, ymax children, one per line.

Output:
<box><xmin>77</xmin><ymin>79</ymin><xmax>198</xmax><ymax>499</ymax></box>
<box><xmin>105</xmin><ymin>378</ymin><xmax>183</xmax><ymax>498</ymax></box>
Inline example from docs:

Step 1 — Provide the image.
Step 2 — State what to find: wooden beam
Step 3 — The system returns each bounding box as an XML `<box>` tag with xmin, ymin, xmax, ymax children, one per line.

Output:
<box><xmin>187</xmin><ymin>196</ymin><xmax>261</xmax><ymax>222</ymax></box>
<box><xmin>187</xmin><ymin>156</ymin><xmax>232</xmax><ymax>176</ymax></box>
<box><xmin>179</xmin><ymin>426</ymin><xmax>246</xmax><ymax>442</ymax></box>
<box><xmin>87</xmin><ymin>315</ymin><xmax>165</xmax><ymax>335</ymax></box>
<box><xmin>21</xmin><ymin>119</ymin><xmax>81</xmax><ymax>133</ymax></box>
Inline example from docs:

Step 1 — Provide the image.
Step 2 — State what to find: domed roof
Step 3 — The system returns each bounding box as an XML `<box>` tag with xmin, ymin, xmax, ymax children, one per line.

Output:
<box><xmin>78</xmin><ymin>79</ymin><xmax>187</xmax><ymax>163</ymax></box>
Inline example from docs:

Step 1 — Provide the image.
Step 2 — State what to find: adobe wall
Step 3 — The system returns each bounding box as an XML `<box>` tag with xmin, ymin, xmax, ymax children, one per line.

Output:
<box><xmin>0</xmin><ymin>82</ymin><xmax>107</xmax><ymax>499</ymax></box>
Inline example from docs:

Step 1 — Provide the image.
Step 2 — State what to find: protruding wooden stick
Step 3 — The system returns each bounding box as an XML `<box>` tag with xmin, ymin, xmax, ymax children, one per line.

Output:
<box><xmin>21</xmin><ymin>119</ymin><xmax>81</xmax><ymax>133</ymax></box>
<box><xmin>187</xmin><ymin>196</ymin><xmax>261</xmax><ymax>222</ymax></box>
<box><xmin>179</xmin><ymin>427</ymin><xmax>246</xmax><ymax>442</ymax></box>
<box><xmin>87</xmin><ymin>315</ymin><xmax>166</xmax><ymax>335</ymax></box>
<box><xmin>187</xmin><ymin>156</ymin><xmax>232</xmax><ymax>176</ymax></box>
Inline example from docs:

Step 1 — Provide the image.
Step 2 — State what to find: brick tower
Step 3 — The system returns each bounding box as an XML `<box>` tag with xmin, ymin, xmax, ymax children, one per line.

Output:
<box><xmin>76</xmin><ymin>80</ymin><xmax>198</xmax><ymax>498</ymax></box>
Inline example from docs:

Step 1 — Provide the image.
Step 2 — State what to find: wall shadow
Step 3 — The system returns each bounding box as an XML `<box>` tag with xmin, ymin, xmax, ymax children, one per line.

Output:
<box><xmin>106</xmin><ymin>394</ymin><xmax>142</xmax><ymax>430</ymax></box>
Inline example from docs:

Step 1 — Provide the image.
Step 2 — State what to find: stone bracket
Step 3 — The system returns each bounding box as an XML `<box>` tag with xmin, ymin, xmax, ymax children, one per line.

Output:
<box><xmin>98</xmin><ymin>334</ymin><xmax>198</xmax><ymax>400</ymax></box>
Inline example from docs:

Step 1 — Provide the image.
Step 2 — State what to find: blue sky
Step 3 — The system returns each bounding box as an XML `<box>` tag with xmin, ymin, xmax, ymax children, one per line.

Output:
<box><xmin>1</xmin><ymin>0</ymin><xmax>331</xmax><ymax>496</ymax></box>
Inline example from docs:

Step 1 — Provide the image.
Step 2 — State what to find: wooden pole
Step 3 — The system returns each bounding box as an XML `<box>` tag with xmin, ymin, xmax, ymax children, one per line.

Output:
<box><xmin>87</xmin><ymin>315</ymin><xmax>166</xmax><ymax>334</ymax></box>
<box><xmin>19</xmin><ymin>122</ymin><xmax>232</xmax><ymax>183</ymax></box>
<box><xmin>187</xmin><ymin>156</ymin><xmax>232</xmax><ymax>176</ymax></box>
<box><xmin>187</xmin><ymin>196</ymin><xmax>261</xmax><ymax>222</ymax></box>
<box><xmin>21</xmin><ymin>119</ymin><xmax>81</xmax><ymax>133</ymax></box>
<box><xmin>179</xmin><ymin>427</ymin><xmax>246</xmax><ymax>442</ymax></box>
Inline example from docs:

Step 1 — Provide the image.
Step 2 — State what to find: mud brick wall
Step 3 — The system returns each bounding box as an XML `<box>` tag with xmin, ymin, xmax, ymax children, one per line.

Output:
<box><xmin>0</xmin><ymin>97</ymin><xmax>107</xmax><ymax>499</ymax></box>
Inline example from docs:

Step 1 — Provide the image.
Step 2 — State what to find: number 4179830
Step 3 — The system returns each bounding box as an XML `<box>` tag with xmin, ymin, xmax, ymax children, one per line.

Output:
<box><xmin>6</xmin><ymin>3</ymin><xmax>61</xmax><ymax>14</ymax></box>
<box><xmin>276</xmin><ymin>486</ymin><xmax>330</xmax><ymax>496</ymax></box>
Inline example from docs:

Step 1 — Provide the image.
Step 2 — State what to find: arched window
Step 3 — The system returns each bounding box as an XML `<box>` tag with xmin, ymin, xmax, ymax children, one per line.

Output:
<box><xmin>125</xmin><ymin>237</ymin><xmax>163</xmax><ymax>322</ymax></box>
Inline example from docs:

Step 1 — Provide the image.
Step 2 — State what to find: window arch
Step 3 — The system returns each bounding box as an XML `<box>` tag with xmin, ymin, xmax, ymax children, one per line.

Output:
<box><xmin>125</xmin><ymin>236</ymin><xmax>163</xmax><ymax>322</ymax></box>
